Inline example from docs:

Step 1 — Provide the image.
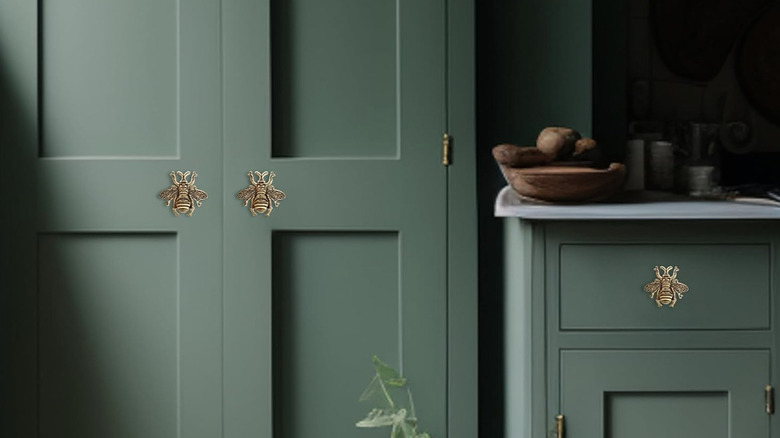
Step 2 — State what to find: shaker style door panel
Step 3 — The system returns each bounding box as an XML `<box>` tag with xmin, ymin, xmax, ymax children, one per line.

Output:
<box><xmin>1</xmin><ymin>1</ymin><xmax>223</xmax><ymax>437</ymax></box>
<box><xmin>2</xmin><ymin>1</ymin><xmax>451</xmax><ymax>437</ymax></box>
<box><xmin>40</xmin><ymin>0</ymin><xmax>178</xmax><ymax>158</ymax></box>
<box><xmin>560</xmin><ymin>350</ymin><xmax>770</xmax><ymax>438</ymax></box>
<box><xmin>271</xmin><ymin>232</ymin><xmax>402</xmax><ymax>438</ymax></box>
<box><xmin>270</xmin><ymin>0</ymin><xmax>397</xmax><ymax>158</ymax></box>
<box><xmin>37</xmin><ymin>234</ymin><xmax>180</xmax><ymax>438</ymax></box>
<box><xmin>222</xmin><ymin>1</ymin><xmax>448</xmax><ymax>436</ymax></box>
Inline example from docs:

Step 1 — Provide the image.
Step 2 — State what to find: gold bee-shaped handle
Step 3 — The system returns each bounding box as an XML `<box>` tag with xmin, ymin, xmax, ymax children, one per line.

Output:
<box><xmin>643</xmin><ymin>265</ymin><xmax>690</xmax><ymax>308</ymax></box>
<box><xmin>236</xmin><ymin>171</ymin><xmax>286</xmax><ymax>216</ymax></box>
<box><xmin>159</xmin><ymin>171</ymin><xmax>209</xmax><ymax>216</ymax></box>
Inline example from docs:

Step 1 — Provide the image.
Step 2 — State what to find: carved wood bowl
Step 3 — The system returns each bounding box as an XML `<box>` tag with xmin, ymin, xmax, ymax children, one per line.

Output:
<box><xmin>498</xmin><ymin>162</ymin><xmax>626</xmax><ymax>203</ymax></box>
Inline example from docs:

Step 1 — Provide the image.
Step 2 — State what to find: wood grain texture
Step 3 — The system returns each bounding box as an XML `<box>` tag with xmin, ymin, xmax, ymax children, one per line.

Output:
<box><xmin>491</xmin><ymin>143</ymin><xmax>552</xmax><ymax>167</ymax></box>
<box><xmin>499</xmin><ymin>162</ymin><xmax>625</xmax><ymax>202</ymax></box>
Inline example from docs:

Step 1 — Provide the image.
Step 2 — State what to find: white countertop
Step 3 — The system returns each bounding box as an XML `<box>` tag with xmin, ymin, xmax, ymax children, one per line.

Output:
<box><xmin>494</xmin><ymin>185</ymin><xmax>780</xmax><ymax>220</ymax></box>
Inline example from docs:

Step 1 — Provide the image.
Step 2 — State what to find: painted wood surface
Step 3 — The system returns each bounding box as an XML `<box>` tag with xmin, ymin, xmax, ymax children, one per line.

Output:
<box><xmin>0</xmin><ymin>0</ymin><xmax>478</xmax><ymax>437</ymax></box>
<box><xmin>561</xmin><ymin>350</ymin><xmax>770</xmax><ymax>438</ymax></box>
<box><xmin>223</xmin><ymin>1</ymin><xmax>448</xmax><ymax>436</ymax></box>
<box><xmin>559</xmin><ymin>243</ymin><xmax>769</xmax><ymax>329</ymax></box>
<box><xmin>505</xmin><ymin>219</ymin><xmax>780</xmax><ymax>438</ymax></box>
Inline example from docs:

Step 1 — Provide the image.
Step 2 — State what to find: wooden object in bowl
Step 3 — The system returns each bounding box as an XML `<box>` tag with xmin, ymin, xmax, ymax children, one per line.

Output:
<box><xmin>492</xmin><ymin>144</ymin><xmax>552</xmax><ymax>167</ymax></box>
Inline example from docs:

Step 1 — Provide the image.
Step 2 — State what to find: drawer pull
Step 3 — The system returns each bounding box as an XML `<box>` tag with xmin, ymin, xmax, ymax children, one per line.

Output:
<box><xmin>237</xmin><ymin>171</ymin><xmax>286</xmax><ymax>217</ymax></box>
<box><xmin>159</xmin><ymin>171</ymin><xmax>209</xmax><ymax>216</ymax></box>
<box><xmin>643</xmin><ymin>265</ymin><xmax>690</xmax><ymax>308</ymax></box>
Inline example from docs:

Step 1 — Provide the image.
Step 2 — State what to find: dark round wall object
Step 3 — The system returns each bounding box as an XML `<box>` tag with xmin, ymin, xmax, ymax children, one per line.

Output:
<box><xmin>737</xmin><ymin>2</ymin><xmax>780</xmax><ymax>127</ymax></box>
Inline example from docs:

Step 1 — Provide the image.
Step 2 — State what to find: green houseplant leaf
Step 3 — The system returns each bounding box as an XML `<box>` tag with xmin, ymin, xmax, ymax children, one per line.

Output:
<box><xmin>356</xmin><ymin>408</ymin><xmax>396</xmax><ymax>428</ymax></box>
<box><xmin>372</xmin><ymin>355</ymin><xmax>407</xmax><ymax>387</ymax></box>
<box><xmin>356</xmin><ymin>356</ymin><xmax>430</xmax><ymax>438</ymax></box>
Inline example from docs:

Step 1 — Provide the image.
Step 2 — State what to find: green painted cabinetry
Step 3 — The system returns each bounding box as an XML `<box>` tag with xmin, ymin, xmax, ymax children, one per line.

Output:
<box><xmin>505</xmin><ymin>220</ymin><xmax>780</xmax><ymax>437</ymax></box>
<box><xmin>0</xmin><ymin>1</ymin><xmax>477</xmax><ymax>437</ymax></box>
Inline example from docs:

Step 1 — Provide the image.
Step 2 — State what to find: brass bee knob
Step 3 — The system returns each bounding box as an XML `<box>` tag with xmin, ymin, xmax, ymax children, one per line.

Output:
<box><xmin>159</xmin><ymin>171</ymin><xmax>209</xmax><ymax>216</ymax></box>
<box><xmin>643</xmin><ymin>265</ymin><xmax>690</xmax><ymax>308</ymax></box>
<box><xmin>236</xmin><ymin>171</ymin><xmax>286</xmax><ymax>216</ymax></box>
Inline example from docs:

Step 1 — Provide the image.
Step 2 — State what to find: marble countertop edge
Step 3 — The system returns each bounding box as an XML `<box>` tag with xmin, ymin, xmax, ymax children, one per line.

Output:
<box><xmin>494</xmin><ymin>186</ymin><xmax>780</xmax><ymax>220</ymax></box>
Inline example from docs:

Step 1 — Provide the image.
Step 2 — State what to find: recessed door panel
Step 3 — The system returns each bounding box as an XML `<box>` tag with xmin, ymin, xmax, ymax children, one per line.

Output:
<box><xmin>41</xmin><ymin>0</ymin><xmax>178</xmax><ymax>157</ymax></box>
<box><xmin>606</xmin><ymin>392</ymin><xmax>728</xmax><ymax>438</ymax></box>
<box><xmin>271</xmin><ymin>0</ymin><xmax>397</xmax><ymax>158</ymax></box>
<box><xmin>38</xmin><ymin>234</ymin><xmax>178</xmax><ymax>438</ymax></box>
<box><xmin>272</xmin><ymin>232</ymin><xmax>399</xmax><ymax>438</ymax></box>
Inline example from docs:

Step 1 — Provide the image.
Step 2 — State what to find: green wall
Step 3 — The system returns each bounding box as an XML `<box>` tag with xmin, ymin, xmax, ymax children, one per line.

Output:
<box><xmin>476</xmin><ymin>1</ymin><xmax>626</xmax><ymax>436</ymax></box>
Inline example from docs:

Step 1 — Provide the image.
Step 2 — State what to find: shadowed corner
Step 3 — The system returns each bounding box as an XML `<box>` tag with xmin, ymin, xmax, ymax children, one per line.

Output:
<box><xmin>0</xmin><ymin>25</ymin><xmax>44</xmax><ymax>436</ymax></box>
<box><xmin>1</xmin><ymin>22</ymin><xmax>174</xmax><ymax>437</ymax></box>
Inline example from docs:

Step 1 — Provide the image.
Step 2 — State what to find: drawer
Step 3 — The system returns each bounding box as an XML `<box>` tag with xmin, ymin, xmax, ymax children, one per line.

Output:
<box><xmin>558</xmin><ymin>243</ymin><xmax>770</xmax><ymax>330</ymax></box>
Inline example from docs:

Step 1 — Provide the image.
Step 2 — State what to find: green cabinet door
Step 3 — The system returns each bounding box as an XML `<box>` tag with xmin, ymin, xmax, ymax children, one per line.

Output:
<box><xmin>0</xmin><ymin>1</ymin><xmax>451</xmax><ymax>437</ymax></box>
<box><xmin>560</xmin><ymin>350</ymin><xmax>770</xmax><ymax>438</ymax></box>
<box><xmin>1</xmin><ymin>1</ymin><xmax>224</xmax><ymax>437</ymax></box>
<box><xmin>223</xmin><ymin>1</ymin><xmax>448</xmax><ymax>437</ymax></box>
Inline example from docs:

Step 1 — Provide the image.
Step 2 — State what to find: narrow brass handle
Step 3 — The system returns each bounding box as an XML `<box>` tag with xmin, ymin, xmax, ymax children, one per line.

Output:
<box><xmin>442</xmin><ymin>133</ymin><xmax>451</xmax><ymax>166</ymax></box>
<box><xmin>556</xmin><ymin>414</ymin><xmax>563</xmax><ymax>438</ymax></box>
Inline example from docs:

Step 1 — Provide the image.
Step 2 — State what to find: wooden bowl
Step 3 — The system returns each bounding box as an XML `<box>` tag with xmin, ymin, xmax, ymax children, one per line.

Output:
<box><xmin>499</xmin><ymin>163</ymin><xmax>626</xmax><ymax>203</ymax></box>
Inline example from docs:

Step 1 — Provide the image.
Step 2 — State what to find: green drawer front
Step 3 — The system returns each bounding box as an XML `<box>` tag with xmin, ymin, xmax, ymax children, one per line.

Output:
<box><xmin>559</xmin><ymin>244</ymin><xmax>770</xmax><ymax>330</ymax></box>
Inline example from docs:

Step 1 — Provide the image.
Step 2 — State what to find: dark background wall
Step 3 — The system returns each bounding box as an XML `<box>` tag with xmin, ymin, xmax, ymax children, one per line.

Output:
<box><xmin>476</xmin><ymin>1</ymin><xmax>780</xmax><ymax>435</ymax></box>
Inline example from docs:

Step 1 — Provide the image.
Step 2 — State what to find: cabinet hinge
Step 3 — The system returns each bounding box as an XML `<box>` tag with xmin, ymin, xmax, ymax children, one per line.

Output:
<box><xmin>442</xmin><ymin>133</ymin><xmax>451</xmax><ymax>166</ymax></box>
<box><xmin>766</xmin><ymin>385</ymin><xmax>774</xmax><ymax>414</ymax></box>
<box><xmin>556</xmin><ymin>414</ymin><xmax>564</xmax><ymax>438</ymax></box>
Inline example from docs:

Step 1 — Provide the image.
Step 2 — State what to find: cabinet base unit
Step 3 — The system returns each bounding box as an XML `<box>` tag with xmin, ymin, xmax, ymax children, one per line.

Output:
<box><xmin>504</xmin><ymin>219</ymin><xmax>780</xmax><ymax>438</ymax></box>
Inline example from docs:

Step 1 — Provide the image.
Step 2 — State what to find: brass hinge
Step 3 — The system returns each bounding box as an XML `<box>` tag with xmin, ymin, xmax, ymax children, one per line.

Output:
<box><xmin>766</xmin><ymin>385</ymin><xmax>774</xmax><ymax>414</ymax></box>
<box><xmin>442</xmin><ymin>133</ymin><xmax>451</xmax><ymax>166</ymax></box>
<box><xmin>556</xmin><ymin>414</ymin><xmax>564</xmax><ymax>438</ymax></box>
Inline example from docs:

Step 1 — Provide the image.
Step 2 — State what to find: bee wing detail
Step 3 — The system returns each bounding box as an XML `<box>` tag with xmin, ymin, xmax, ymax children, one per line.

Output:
<box><xmin>267</xmin><ymin>186</ymin><xmax>286</xmax><ymax>204</ymax></box>
<box><xmin>237</xmin><ymin>186</ymin><xmax>255</xmax><ymax>201</ymax></box>
<box><xmin>159</xmin><ymin>185</ymin><xmax>178</xmax><ymax>201</ymax></box>
<box><xmin>670</xmin><ymin>280</ymin><xmax>689</xmax><ymax>294</ymax></box>
<box><xmin>190</xmin><ymin>187</ymin><xmax>209</xmax><ymax>202</ymax></box>
<box><xmin>644</xmin><ymin>279</ymin><xmax>661</xmax><ymax>294</ymax></box>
